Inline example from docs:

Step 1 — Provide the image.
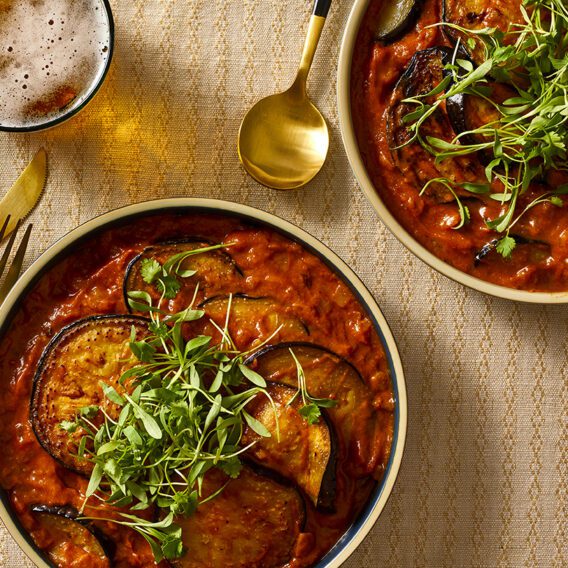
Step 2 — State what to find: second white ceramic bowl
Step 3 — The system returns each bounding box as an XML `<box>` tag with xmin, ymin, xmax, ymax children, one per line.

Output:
<box><xmin>337</xmin><ymin>0</ymin><xmax>568</xmax><ymax>304</ymax></box>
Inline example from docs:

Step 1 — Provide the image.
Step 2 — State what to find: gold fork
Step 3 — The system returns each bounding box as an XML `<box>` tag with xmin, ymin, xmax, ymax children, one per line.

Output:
<box><xmin>0</xmin><ymin>216</ymin><xmax>33</xmax><ymax>303</ymax></box>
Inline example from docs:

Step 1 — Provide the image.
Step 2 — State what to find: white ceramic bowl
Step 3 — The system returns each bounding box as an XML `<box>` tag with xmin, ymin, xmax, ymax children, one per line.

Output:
<box><xmin>337</xmin><ymin>0</ymin><xmax>568</xmax><ymax>304</ymax></box>
<box><xmin>0</xmin><ymin>198</ymin><xmax>407</xmax><ymax>568</ymax></box>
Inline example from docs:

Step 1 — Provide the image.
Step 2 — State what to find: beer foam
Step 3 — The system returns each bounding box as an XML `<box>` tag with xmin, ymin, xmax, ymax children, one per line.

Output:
<box><xmin>0</xmin><ymin>0</ymin><xmax>111</xmax><ymax>129</ymax></box>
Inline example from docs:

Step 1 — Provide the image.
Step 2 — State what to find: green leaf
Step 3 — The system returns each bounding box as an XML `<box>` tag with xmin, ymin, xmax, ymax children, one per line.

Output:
<box><xmin>138</xmin><ymin>533</ymin><xmax>165</xmax><ymax>564</ymax></box>
<box><xmin>85</xmin><ymin>463</ymin><xmax>104</xmax><ymax>498</ymax></box>
<box><xmin>299</xmin><ymin>403</ymin><xmax>322</xmax><ymax>425</ymax></box>
<box><xmin>137</xmin><ymin>408</ymin><xmax>163</xmax><ymax>440</ymax></box>
<box><xmin>127</xmin><ymin>299</ymin><xmax>162</xmax><ymax>313</ymax></box>
<box><xmin>123</xmin><ymin>425</ymin><xmax>143</xmax><ymax>446</ymax></box>
<box><xmin>127</xmin><ymin>290</ymin><xmax>153</xmax><ymax>305</ymax></box>
<box><xmin>103</xmin><ymin>458</ymin><xmax>123</xmax><ymax>482</ymax></box>
<box><xmin>459</xmin><ymin>58</ymin><xmax>493</xmax><ymax>88</ymax></box>
<box><xmin>184</xmin><ymin>335</ymin><xmax>211</xmax><ymax>353</ymax></box>
<box><xmin>177</xmin><ymin>268</ymin><xmax>197</xmax><ymax>278</ymax></box>
<box><xmin>172</xmin><ymin>491</ymin><xmax>198</xmax><ymax>517</ymax></box>
<box><xmin>127</xmin><ymin>396</ymin><xmax>163</xmax><ymax>440</ymax></box>
<box><xmin>209</xmin><ymin>369</ymin><xmax>224</xmax><ymax>393</ymax></box>
<box><xmin>156</xmin><ymin>275</ymin><xmax>181</xmax><ymax>299</ymax></box>
<box><xmin>425</xmin><ymin>137</ymin><xmax>462</xmax><ymax>151</ymax></box>
<box><xmin>77</xmin><ymin>436</ymin><xmax>87</xmax><ymax>458</ymax></box>
<box><xmin>204</xmin><ymin>394</ymin><xmax>222</xmax><ymax>431</ymax></box>
<box><xmin>489</xmin><ymin>193</ymin><xmax>513</xmax><ymax>202</ymax></box>
<box><xmin>243</xmin><ymin>410</ymin><xmax>271</xmax><ymax>437</ymax></box>
<box><xmin>79</xmin><ymin>405</ymin><xmax>100</xmax><ymax>418</ymax></box>
<box><xmin>239</xmin><ymin>364</ymin><xmax>266</xmax><ymax>387</ymax></box>
<box><xmin>149</xmin><ymin>320</ymin><xmax>169</xmax><ymax>337</ymax></box>
<box><xmin>97</xmin><ymin>440</ymin><xmax>121</xmax><ymax>455</ymax></box>
<box><xmin>166</xmin><ymin>308</ymin><xmax>204</xmax><ymax>323</ymax></box>
<box><xmin>161</xmin><ymin>525</ymin><xmax>184</xmax><ymax>560</ymax></box>
<box><xmin>126</xmin><ymin>481</ymin><xmax>148</xmax><ymax>503</ymax></box>
<box><xmin>460</xmin><ymin>182</ymin><xmax>491</xmax><ymax>194</ymax></box>
<box><xmin>550</xmin><ymin>196</ymin><xmax>564</xmax><ymax>207</ymax></box>
<box><xmin>129</xmin><ymin>339</ymin><xmax>156</xmax><ymax>363</ymax></box>
<box><xmin>401</xmin><ymin>106</ymin><xmax>427</xmax><ymax>124</ymax></box>
<box><xmin>219</xmin><ymin>457</ymin><xmax>242</xmax><ymax>479</ymax></box>
<box><xmin>311</xmin><ymin>397</ymin><xmax>338</xmax><ymax>408</ymax></box>
<box><xmin>99</xmin><ymin>382</ymin><xmax>125</xmax><ymax>406</ymax></box>
<box><xmin>140</xmin><ymin>258</ymin><xmax>162</xmax><ymax>284</ymax></box>
<box><xmin>495</xmin><ymin>236</ymin><xmax>516</xmax><ymax>258</ymax></box>
<box><xmin>117</xmin><ymin>404</ymin><xmax>131</xmax><ymax>426</ymax></box>
<box><xmin>59</xmin><ymin>420</ymin><xmax>78</xmax><ymax>433</ymax></box>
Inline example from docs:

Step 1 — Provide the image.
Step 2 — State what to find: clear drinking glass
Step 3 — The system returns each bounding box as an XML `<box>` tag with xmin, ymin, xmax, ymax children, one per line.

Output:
<box><xmin>0</xmin><ymin>0</ymin><xmax>114</xmax><ymax>132</ymax></box>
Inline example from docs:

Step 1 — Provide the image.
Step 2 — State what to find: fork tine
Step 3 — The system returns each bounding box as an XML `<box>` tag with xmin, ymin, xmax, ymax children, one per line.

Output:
<box><xmin>0</xmin><ymin>219</ymin><xmax>21</xmax><ymax>281</ymax></box>
<box><xmin>0</xmin><ymin>216</ymin><xmax>11</xmax><ymax>243</ymax></box>
<box><xmin>0</xmin><ymin>223</ymin><xmax>32</xmax><ymax>303</ymax></box>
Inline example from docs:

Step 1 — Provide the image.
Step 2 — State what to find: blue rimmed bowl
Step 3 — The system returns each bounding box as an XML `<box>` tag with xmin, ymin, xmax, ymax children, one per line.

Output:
<box><xmin>0</xmin><ymin>198</ymin><xmax>407</xmax><ymax>567</ymax></box>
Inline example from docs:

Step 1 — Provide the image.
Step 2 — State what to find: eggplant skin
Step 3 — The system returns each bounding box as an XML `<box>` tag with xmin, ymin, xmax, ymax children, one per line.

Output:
<box><xmin>242</xmin><ymin>382</ymin><xmax>337</xmax><ymax>513</ymax></box>
<box><xmin>123</xmin><ymin>239</ymin><xmax>242</xmax><ymax>313</ymax></box>
<box><xmin>375</xmin><ymin>0</ymin><xmax>422</xmax><ymax>43</ymax></box>
<box><xmin>31</xmin><ymin>505</ymin><xmax>114</xmax><ymax>567</ymax></box>
<box><xmin>171</xmin><ymin>467</ymin><xmax>305</xmax><ymax>568</ymax></box>
<box><xmin>30</xmin><ymin>315</ymin><xmax>149</xmax><ymax>475</ymax></box>
<box><xmin>474</xmin><ymin>235</ymin><xmax>551</xmax><ymax>266</ymax></box>
<box><xmin>201</xmin><ymin>294</ymin><xmax>309</xmax><ymax>346</ymax></box>
<box><xmin>387</xmin><ymin>46</ymin><xmax>486</xmax><ymax>201</ymax></box>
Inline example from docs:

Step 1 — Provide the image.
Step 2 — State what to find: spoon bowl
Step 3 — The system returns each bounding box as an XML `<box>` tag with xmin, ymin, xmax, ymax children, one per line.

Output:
<box><xmin>238</xmin><ymin>89</ymin><xmax>329</xmax><ymax>190</ymax></box>
<box><xmin>238</xmin><ymin>0</ymin><xmax>332</xmax><ymax>190</ymax></box>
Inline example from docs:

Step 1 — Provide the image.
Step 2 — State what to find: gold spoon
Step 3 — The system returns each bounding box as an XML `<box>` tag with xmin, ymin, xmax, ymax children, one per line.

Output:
<box><xmin>237</xmin><ymin>0</ymin><xmax>332</xmax><ymax>190</ymax></box>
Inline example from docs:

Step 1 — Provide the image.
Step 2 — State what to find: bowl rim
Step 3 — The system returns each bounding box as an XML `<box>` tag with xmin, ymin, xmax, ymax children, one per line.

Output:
<box><xmin>0</xmin><ymin>0</ymin><xmax>115</xmax><ymax>133</ymax></box>
<box><xmin>336</xmin><ymin>0</ymin><xmax>568</xmax><ymax>304</ymax></box>
<box><xmin>0</xmin><ymin>198</ymin><xmax>407</xmax><ymax>568</ymax></box>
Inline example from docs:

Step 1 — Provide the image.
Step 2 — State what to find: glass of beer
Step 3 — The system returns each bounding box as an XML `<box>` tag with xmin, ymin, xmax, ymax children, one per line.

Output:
<box><xmin>0</xmin><ymin>0</ymin><xmax>114</xmax><ymax>132</ymax></box>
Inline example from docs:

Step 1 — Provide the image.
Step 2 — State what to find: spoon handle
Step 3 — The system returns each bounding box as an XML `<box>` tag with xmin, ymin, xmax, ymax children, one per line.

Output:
<box><xmin>292</xmin><ymin>0</ymin><xmax>331</xmax><ymax>93</ymax></box>
<box><xmin>313</xmin><ymin>0</ymin><xmax>332</xmax><ymax>17</ymax></box>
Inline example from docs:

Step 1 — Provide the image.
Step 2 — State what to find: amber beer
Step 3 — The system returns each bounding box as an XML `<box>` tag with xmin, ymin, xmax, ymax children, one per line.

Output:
<box><xmin>0</xmin><ymin>0</ymin><xmax>113</xmax><ymax>131</ymax></box>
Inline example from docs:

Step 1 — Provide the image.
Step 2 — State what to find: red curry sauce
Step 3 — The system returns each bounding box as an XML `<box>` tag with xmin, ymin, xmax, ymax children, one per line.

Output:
<box><xmin>0</xmin><ymin>213</ymin><xmax>394</xmax><ymax>567</ymax></box>
<box><xmin>351</xmin><ymin>0</ymin><xmax>568</xmax><ymax>292</ymax></box>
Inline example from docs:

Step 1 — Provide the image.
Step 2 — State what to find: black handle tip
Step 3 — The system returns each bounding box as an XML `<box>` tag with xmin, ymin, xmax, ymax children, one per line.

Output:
<box><xmin>313</xmin><ymin>0</ymin><xmax>332</xmax><ymax>18</ymax></box>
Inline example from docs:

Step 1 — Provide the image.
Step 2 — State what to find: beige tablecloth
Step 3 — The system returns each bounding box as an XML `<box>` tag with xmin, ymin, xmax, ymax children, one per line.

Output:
<box><xmin>0</xmin><ymin>0</ymin><xmax>567</xmax><ymax>566</ymax></box>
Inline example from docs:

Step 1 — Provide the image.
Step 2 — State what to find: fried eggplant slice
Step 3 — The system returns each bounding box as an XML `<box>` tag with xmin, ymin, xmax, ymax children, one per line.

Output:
<box><xmin>246</xmin><ymin>343</ymin><xmax>383</xmax><ymax>477</ymax></box>
<box><xmin>447</xmin><ymin>81</ymin><xmax>516</xmax><ymax>155</ymax></box>
<box><xmin>375</xmin><ymin>0</ymin><xmax>422</xmax><ymax>42</ymax></box>
<box><xmin>30</xmin><ymin>315</ymin><xmax>148</xmax><ymax>475</ymax></box>
<box><xmin>124</xmin><ymin>239</ymin><xmax>242</xmax><ymax>313</ymax></box>
<box><xmin>201</xmin><ymin>294</ymin><xmax>309</xmax><ymax>346</ymax></box>
<box><xmin>31</xmin><ymin>505</ymin><xmax>113</xmax><ymax>567</ymax></box>
<box><xmin>387</xmin><ymin>47</ymin><xmax>486</xmax><ymax>200</ymax></box>
<box><xmin>474</xmin><ymin>235</ymin><xmax>551</xmax><ymax>266</ymax></box>
<box><xmin>242</xmin><ymin>382</ymin><xmax>336</xmax><ymax>512</ymax></box>
<box><xmin>443</xmin><ymin>0</ymin><xmax>524</xmax><ymax>62</ymax></box>
<box><xmin>171</xmin><ymin>467</ymin><xmax>305</xmax><ymax>568</ymax></box>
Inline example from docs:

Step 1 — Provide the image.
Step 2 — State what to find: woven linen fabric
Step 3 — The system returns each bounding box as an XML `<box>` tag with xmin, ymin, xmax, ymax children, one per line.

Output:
<box><xmin>0</xmin><ymin>0</ymin><xmax>567</xmax><ymax>566</ymax></box>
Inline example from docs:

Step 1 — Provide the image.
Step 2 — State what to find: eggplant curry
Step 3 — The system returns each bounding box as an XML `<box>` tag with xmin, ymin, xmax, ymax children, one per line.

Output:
<box><xmin>0</xmin><ymin>213</ymin><xmax>395</xmax><ymax>567</ymax></box>
<box><xmin>352</xmin><ymin>0</ymin><xmax>568</xmax><ymax>291</ymax></box>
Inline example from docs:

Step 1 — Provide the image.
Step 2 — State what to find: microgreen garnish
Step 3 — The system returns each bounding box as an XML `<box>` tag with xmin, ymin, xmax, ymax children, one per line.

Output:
<box><xmin>140</xmin><ymin>243</ymin><xmax>231</xmax><ymax>299</ymax></box>
<box><xmin>63</xmin><ymin>250</ymin><xmax>278</xmax><ymax>562</ymax></box>
<box><xmin>401</xmin><ymin>0</ymin><xmax>568</xmax><ymax>256</ymax></box>
<box><xmin>287</xmin><ymin>349</ymin><xmax>337</xmax><ymax>425</ymax></box>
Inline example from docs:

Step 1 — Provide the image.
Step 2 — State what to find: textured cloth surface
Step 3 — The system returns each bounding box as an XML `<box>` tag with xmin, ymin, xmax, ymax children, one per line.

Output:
<box><xmin>0</xmin><ymin>1</ymin><xmax>567</xmax><ymax>567</ymax></box>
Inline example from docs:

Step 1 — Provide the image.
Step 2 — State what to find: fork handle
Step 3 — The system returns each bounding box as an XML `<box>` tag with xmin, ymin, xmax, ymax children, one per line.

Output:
<box><xmin>313</xmin><ymin>0</ymin><xmax>331</xmax><ymax>17</ymax></box>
